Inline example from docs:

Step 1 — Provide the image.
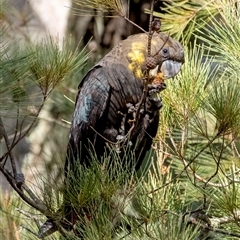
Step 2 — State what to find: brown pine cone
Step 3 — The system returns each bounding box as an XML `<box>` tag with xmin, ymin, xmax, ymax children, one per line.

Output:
<box><xmin>146</xmin><ymin>56</ymin><xmax>158</xmax><ymax>69</ymax></box>
<box><xmin>151</xmin><ymin>18</ymin><xmax>161</xmax><ymax>32</ymax></box>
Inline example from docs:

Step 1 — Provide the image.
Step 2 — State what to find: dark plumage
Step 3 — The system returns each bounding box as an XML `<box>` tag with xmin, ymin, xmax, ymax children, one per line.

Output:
<box><xmin>65</xmin><ymin>32</ymin><xmax>184</xmax><ymax>171</ymax></box>
<box><xmin>66</xmin><ymin>63</ymin><xmax>160</xmax><ymax>171</ymax></box>
<box><xmin>38</xmin><ymin>32</ymin><xmax>184</xmax><ymax>238</ymax></box>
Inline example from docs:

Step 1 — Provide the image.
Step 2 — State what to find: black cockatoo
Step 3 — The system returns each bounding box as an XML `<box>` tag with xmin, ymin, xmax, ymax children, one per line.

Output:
<box><xmin>38</xmin><ymin>32</ymin><xmax>184</xmax><ymax>238</ymax></box>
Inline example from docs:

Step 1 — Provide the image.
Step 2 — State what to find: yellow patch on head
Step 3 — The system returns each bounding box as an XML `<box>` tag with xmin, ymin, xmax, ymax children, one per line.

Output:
<box><xmin>127</xmin><ymin>42</ymin><xmax>146</xmax><ymax>79</ymax></box>
<box><xmin>135</xmin><ymin>68</ymin><xmax>143</xmax><ymax>79</ymax></box>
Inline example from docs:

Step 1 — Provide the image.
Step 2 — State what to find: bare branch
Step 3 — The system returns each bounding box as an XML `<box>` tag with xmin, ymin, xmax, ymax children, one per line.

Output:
<box><xmin>210</xmin><ymin>210</ymin><xmax>240</xmax><ymax>227</ymax></box>
<box><xmin>189</xmin><ymin>211</ymin><xmax>240</xmax><ymax>238</ymax></box>
<box><xmin>0</xmin><ymin>164</ymin><xmax>48</xmax><ymax>214</ymax></box>
<box><xmin>16</xmin><ymin>208</ymin><xmax>41</xmax><ymax>227</ymax></box>
<box><xmin>149</xmin><ymin>131</ymin><xmax>224</xmax><ymax>194</ymax></box>
<box><xmin>0</xmin><ymin>101</ymin><xmax>45</xmax><ymax>163</ymax></box>
<box><xmin>205</xmin><ymin>135</ymin><xmax>226</xmax><ymax>186</ymax></box>
<box><xmin>120</xmin><ymin>14</ymin><xmax>146</xmax><ymax>33</ymax></box>
<box><xmin>0</xmin><ymin>117</ymin><xmax>17</xmax><ymax>178</ymax></box>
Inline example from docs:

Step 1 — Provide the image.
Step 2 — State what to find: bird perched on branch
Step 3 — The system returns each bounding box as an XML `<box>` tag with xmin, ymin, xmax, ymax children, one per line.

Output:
<box><xmin>38</xmin><ymin>31</ymin><xmax>184</xmax><ymax>238</ymax></box>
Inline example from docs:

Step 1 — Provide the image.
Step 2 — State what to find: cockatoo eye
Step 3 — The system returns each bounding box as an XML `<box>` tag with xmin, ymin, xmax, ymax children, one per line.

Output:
<box><xmin>162</xmin><ymin>48</ymin><xmax>168</xmax><ymax>54</ymax></box>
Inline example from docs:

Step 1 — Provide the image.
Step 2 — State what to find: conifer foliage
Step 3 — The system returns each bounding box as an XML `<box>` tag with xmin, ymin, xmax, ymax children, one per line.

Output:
<box><xmin>1</xmin><ymin>0</ymin><xmax>240</xmax><ymax>239</ymax></box>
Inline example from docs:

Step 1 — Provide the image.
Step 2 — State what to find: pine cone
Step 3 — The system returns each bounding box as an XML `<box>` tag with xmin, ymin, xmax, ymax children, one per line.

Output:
<box><xmin>151</xmin><ymin>18</ymin><xmax>161</xmax><ymax>32</ymax></box>
<box><xmin>146</xmin><ymin>56</ymin><xmax>158</xmax><ymax>69</ymax></box>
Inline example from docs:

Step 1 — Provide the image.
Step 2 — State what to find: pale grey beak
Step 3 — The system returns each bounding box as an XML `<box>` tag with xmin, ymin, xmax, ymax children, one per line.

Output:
<box><xmin>160</xmin><ymin>60</ymin><xmax>182</xmax><ymax>79</ymax></box>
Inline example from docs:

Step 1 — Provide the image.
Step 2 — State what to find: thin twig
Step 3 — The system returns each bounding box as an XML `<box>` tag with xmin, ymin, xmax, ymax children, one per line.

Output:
<box><xmin>232</xmin><ymin>139</ymin><xmax>240</xmax><ymax>157</ymax></box>
<box><xmin>20</xmin><ymin>225</ymin><xmax>39</xmax><ymax>238</ymax></box>
<box><xmin>0</xmin><ymin>163</ymin><xmax>48</xmax><ymax>214</ymax></box>
<box><xmin>121</xmin><ymin>14</ymin><xmax>147</xmax><ymax>33</ymax></box>
<box><xmin>1</xmin><ymin>101</ymin><xmax>45</xmax><ymax>162</ymax></box>
<box><xmin>12</xmin><ymin>105</ymin><xmax>20</xmax><ymax>151</ymax></box>
<box><xmin>149</xmin><ymin>131</ymin><xmax>223</xmax><ymax>194</ymax></box>
<box><xmin>205</xmin><ymin>135</ymin><xmax>225</xmax><ymax>185</ymax></box>
<box><xmin>127</xmin><ymin>0</ymin><xmax>130</xmax><ymax>19</ymax></box>
<box><xmin>169</xmin><ymin>132</ymin><xmax>231</xmax><ymax>187</ymax></box>
<box><xmin>0</xmin><ymin>117</ymin><xmax>17</xmax><ymax>178</ymax></box>
<box><xmin>16</xmin><ymin>208</ymin><xmax>41</xmax><ymax>227</ymax></box>
<box><xmin>0</xmin><ymin>98</ymin><xmax>52</xmax><ymax>217</ymax></box>
<box><xmin>120</xmin><ymin>207</ymin><xmax>240</xmax><ymax>239</ymax></box>
<box><xmin>189</xmin><ymin>213</ymin><xmax>240</xmax><ymax>238</ymax></box>
<box><xmin>181</xmin><ymin>158</ymin><xmax>230</xmax><ymax>187</ymax></box>
<box><xmin>180</xmin><ymin>124</ymin><xmax>187</xmax><ymax>157</ymax></box>
<box><xmin>147</xmin><ymin>0</ymin><xmax>155</xmax><ymax>56</ymax></box>
<box><xmin>152</xmin><ymin>34</ymin><xmax>170</xmax><ymax>58</ymax></box>
<box><xmin>90</xmin><ymin>126</ymin><xmax>117</xmax><ymax>145</ymax></box>
<box><xmin>210</xmin><ymin>210</ymin><xmax>240</xmax><ymax>226</ymax></box>
<box><xmin>22</xmin><ymin>183</ymin><xmax>47</xmax><ymax>209</ymax></box>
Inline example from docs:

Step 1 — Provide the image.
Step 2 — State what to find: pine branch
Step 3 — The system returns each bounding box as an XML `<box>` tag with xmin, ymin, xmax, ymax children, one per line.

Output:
<box><xmin>72</xmin><ymin>0</ymin><xmax>147</xmax><ymax>33</ymax></box>
<box><xmin>188</xmin><ymin>211</ymin><xmax>240</xmax><ymax>238</ymax></box>
<box><xmin>0</xmin><ymin>117</ymin><xmax>17</xmax><ymax>178</ymax></box>
<box><xmin>0</xmin><ymin>163</ymin><xmax>48</xmax><ymax>214</ymax></box>
<box><xmin>145</xmin><ymin>0</ymin><xmax>219</xmax><ymax>42</ymax></box>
